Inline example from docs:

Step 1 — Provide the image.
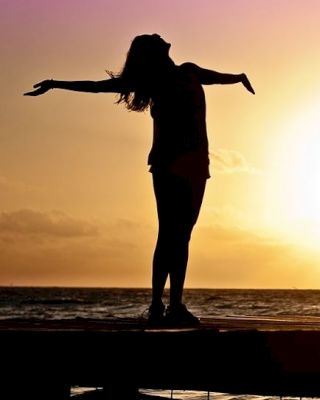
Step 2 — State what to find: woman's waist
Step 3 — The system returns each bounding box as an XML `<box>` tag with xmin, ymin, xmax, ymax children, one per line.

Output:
<box><xmin>148</xmin><ymin>149</ymin><xmax>210</xmax><ymax>179</ymax></box>
<box><xmin>148</xmin><ymin>146</ymin><xmax>209</xmax><ymax>163</ymax></box>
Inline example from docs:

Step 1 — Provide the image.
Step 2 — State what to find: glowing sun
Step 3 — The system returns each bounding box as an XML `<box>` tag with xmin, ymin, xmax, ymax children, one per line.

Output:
<box><xmin>270</xmin><ymin>105</ymin><xmax>320</xmax><ymax>247</ymax></box>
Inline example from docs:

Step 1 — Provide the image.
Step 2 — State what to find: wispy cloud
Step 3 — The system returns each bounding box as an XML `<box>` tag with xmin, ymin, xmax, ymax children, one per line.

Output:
<box><xmin>0</xmin><ymin>213</ymin><xmax>151</xmax><ymax>286</ymax></box>
<box><xmin>0</xmin><ymin>174</ymin><xmax>41</xmax><ymax>193</ymax></box>
<box><xmin>189</xmin><ymin>222</ymin><xmax>316</xmax><ymax>288</ymax></box>
<box><xmin>212</xmin><ymin>149</ymin><xmax>260</xmax><ymax>174</ymax></box>
<box><xmin>0</xmin><ymin>209</ymin><xmax>98</xmax><ymax>238</ymax></box>
<box><xmin>0</xmin><ymin>209</ymin><xmax>318</xmax><ymax>288</ymax></box>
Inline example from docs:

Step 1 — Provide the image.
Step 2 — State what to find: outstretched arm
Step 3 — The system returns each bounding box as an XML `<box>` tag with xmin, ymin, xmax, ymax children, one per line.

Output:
<box><xmin>24</xmin><ymin>78</ymin><xmax>132</xmax><ymax>96</ymax></box>
<box><xmin>182</xmin><ymin>62</ymin><xmax>255</xmax><ymax>94</ymax></box>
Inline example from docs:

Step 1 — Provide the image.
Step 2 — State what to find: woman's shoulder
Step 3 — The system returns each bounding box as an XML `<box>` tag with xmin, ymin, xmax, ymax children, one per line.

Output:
<box><xmin>178</xmin><ymin>62</ymin><xmax>201</xmax><ymax>74</ymax></box>
<box><xmin>177</xmin><ymin>63</ymin><xmax>205</xmax><ymax>82</ymax></box>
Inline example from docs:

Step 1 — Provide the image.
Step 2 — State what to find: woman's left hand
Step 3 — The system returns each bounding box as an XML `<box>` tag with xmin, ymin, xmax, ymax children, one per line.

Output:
<box><xmin>241</xmin><ymin>74</ymin><xmax>255</xmax><ymax>95</ymax></box>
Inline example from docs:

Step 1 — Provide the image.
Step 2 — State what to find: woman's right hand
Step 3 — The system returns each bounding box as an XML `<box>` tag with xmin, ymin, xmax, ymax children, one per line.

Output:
<box><xmin>24</xmin><ymin>80</ymin><xmax>54</xmax><ymax>96</ymax></box>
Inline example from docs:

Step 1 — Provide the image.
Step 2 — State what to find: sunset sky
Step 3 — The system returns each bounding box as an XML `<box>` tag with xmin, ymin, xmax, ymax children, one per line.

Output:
<box><xmin>1</xmin><ymin>0</ymin><xmax>320</xmax><ymax>288</ymax></box>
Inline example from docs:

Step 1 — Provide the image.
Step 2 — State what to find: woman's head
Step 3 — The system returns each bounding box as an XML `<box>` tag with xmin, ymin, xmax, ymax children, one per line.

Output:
<box><xmin>116</xmin><ymin>34</ymin><xmax>174</xmax><ymax>112</ymax></box>
<box><xmin>129</xmin><ymin>34</ymin><xmax>171</xmax><ymax>60</ymax></box>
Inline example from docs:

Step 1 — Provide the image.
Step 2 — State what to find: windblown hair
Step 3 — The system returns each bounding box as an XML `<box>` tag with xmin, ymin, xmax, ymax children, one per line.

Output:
<box><xmin>113</xmin><ymin>34</ymin><xmax>174</xmax><ymax>112</ymax></box>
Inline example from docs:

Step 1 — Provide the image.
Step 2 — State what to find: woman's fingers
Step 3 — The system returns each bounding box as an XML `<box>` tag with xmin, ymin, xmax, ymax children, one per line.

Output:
<box><xmin>24</xmin><ymin>80</ymin><xmax>52</xmax><ymax>96</ymax></box>
<box><xmin>24</xmin><ymin>87</ymin><xmax>46</xmax><ymax>96</ymax></box>
<box><xmin>24</xmin><ymin>89</ymin><xmax>41</xmax><ymax>96</ymax></box>
<box><xmin>242</xmin><ymin>75</ymin><xmax>255</xmax><ymax>95</ymax></box>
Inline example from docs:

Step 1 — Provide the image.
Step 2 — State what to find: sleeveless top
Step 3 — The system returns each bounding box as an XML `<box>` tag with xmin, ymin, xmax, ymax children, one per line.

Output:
<box><xmin>148</xmin><ymin>63</ymin><xmax>210</xmax><ymax>180</ymax></box>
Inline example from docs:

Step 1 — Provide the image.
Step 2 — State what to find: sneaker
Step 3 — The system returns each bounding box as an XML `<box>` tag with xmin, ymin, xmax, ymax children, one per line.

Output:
<box><xmin>146</xmin><ymin>301</ymin><xmax>166</xmax><ymax>326</ymax></box>
<box><xmin>165</xmin><ymin>303</ymin><xmax>200</xmax><ymax>326</ymax></box>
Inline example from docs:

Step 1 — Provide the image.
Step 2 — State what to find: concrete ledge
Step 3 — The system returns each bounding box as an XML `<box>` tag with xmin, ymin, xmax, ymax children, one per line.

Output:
<box><xmin>1</xmin><ymin>316</ymin><xmax>320</xmax><ymax>399</ymax></box>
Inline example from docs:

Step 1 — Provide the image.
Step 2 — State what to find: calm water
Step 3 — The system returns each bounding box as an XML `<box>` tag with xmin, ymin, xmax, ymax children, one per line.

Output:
<box><xmin>2</xmin><ymin>287</ymin><xmax>320</xmax><ymax>320</ymax></box>
<box><xmin>1</xmin><ymin>287</ymin><xmax>319</xmax><ymax>399</ymax></box>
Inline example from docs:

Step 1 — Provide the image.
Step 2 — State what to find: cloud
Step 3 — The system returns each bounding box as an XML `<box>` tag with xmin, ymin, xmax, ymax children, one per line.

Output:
<box><xmin>0</xmin><ymin>174</ymin><xmax>41</xmax><ymax>193</ymax></box>
<box><xmin>0</xmin><ymin>209</ymin><xmax>98</xmax><ymax>238</ymax></box>
<box><xmin>0</xmin><ymin>214</ymin><xmax>152</xmax><ymax>287</ymax></box>
<box><xmin>188</xmin><ymin>222</ymin><xmax>318</xmax><ymax>288</ymax></box>
<box><xmin>211</xmin><ymin>148</ymin><xmax>260</xmax><ymax>174</ymax></box>
<box><xmin>0</xmin><ymin>209</ymin><xmax>319</xmax><ymax>288</ymax></box>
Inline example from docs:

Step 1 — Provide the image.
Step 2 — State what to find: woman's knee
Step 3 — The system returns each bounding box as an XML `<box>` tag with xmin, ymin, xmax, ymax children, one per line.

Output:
<box><xmin>158</xmin><ymin>225</ymin><xmax>192</xmax><ymax>246</ymax></box>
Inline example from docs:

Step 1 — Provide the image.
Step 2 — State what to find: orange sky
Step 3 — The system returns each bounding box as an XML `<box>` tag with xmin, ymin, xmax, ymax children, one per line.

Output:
<box><xmin>1</xmin><ymin>0</ymin><xmax>320</xmax><ymax>288</ymax></box>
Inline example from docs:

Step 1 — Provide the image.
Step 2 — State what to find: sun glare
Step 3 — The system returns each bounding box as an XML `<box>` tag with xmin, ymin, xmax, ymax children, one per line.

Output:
<box><xmin>288</xmin><ymin>133</ymin><xmax>320</xmax><ymax>222</ymax></box>
<box><xmin>269</xmin><ymin>104</ymin><xmax>320</xmax><ymax>248</ymax></box>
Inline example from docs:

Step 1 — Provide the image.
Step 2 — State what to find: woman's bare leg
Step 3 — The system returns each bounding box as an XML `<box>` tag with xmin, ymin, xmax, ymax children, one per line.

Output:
<box><xmin>151</xmin><ymin>172</ymin><xmax>206</xmax><ymax>312</ymax></box>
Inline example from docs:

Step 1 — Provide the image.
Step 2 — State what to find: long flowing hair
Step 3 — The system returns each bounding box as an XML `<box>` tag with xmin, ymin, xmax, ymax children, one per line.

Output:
<box><xmin>113</xmin><ymin>34</ymin><xmax>174</xmax><ymax>112</ymax></box>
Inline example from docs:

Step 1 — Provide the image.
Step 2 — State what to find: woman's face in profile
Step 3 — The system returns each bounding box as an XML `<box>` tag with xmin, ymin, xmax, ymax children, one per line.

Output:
<box><xmin>151</xmin><ymin>34</ymin><xmax>171</xmax><ymax>54</ymax></box>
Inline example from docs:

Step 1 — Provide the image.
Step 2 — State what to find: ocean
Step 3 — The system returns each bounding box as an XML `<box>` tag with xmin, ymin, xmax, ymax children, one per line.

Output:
<box><xmin>1</xmin><ymin>286</ymin><xmax>320</xmax><ymax>399</ymax></box>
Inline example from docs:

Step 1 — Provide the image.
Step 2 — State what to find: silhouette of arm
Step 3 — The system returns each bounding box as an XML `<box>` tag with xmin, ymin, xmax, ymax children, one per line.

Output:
<box><xmin>181</xmin><ymin>62</ymin><xmax>255</xmax><ymax>94</ymax></box>
<box><xmin>24</xmin><ymin>78</ymin><xmax>132</xmax><ymax>96</ymax></box>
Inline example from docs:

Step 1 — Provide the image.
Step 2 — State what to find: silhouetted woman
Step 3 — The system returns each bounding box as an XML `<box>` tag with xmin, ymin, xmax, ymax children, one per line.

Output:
<box><xmin>25</xmin><ymin>33</ymin><xmax>255</xmax><ymax>325</ymax></box>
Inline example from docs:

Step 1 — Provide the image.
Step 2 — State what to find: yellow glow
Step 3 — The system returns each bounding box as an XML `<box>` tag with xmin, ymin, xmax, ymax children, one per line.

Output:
<box><xmin>269</xmin><ymin>103</ymin><xmax>320</xmax><ymax>249</ymax></box>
